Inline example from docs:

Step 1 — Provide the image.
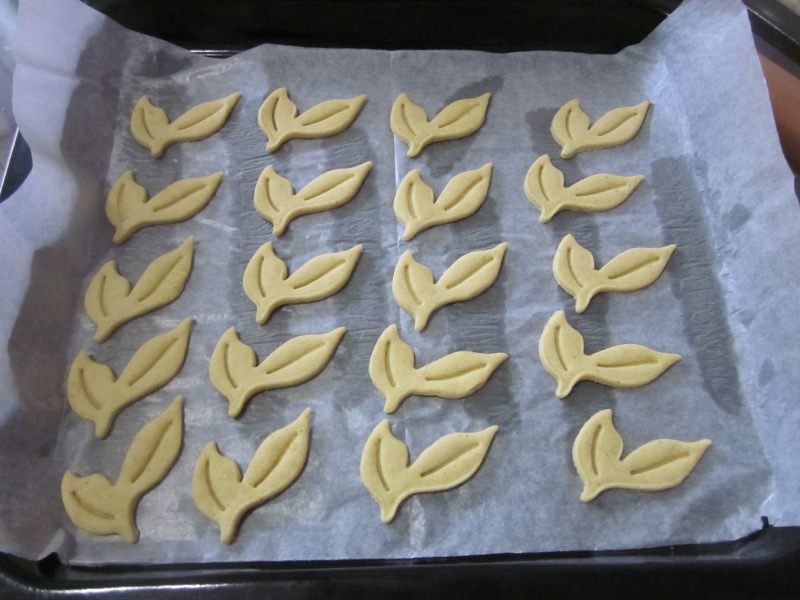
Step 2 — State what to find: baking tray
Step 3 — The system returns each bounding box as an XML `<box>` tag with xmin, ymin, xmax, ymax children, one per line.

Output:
<box><xmin>1</xmin><ymin>1</ymin><xmax>800</xmax><ymax>598</ymax></box>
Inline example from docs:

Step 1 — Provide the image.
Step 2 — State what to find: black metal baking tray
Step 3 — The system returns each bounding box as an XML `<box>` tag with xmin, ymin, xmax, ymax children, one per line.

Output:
<box><xmin>2</xmin><ymin>1</ymin><xmax>800</xmax><ymax>598</ymax></box>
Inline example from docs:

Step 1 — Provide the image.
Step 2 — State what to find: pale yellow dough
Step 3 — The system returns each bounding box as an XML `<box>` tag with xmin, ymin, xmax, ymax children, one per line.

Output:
<box><xmin>106</xmin><ymin>171</ymin><xmax>223</xmax><ymax>244</ymax></box>
<box><xmin>243</xmin><ymin>242</ymin><xmax>362</xmax><ymax>325</ymax></box>
<box><xmin>209</xmin><ymin>327</ymin><xmax>345</xmax><ymax>417</ymax></box>
<box><xmin>62</xmin><ymin>397</ymin><xmax>183</xmax><ymax>543</ymax></box>
<box><xmin>369</xmin><ymin>324</ymin><xmax>507</xmax><ymax>413</ymax></box>
<box><xmin>394</xmin><ymin>164</ymin><xmax>492</xmax><ymax>240</ymax></box>
<box><xmin>551</xmin><ymin>99</ymin><xmax>651</xmax><ymax>158</ymax></box>
<box><xmin>130</xmin><ymin>93</ymin><xmax>241</xmax><ymax>158</ymax></box>
<box><xmin>524</xmin><ymin>155</ymin><xmax>644</xmax><ymax>223</ymax></box>
<box><xmin>573</xmin><ymin>409</ymin><xmax>711</xmax><ymax>502</ymax></box>
<box><xmin>360</xmin><ymin>420</ymin><xmax>498</xmax><ymax>523</ymax></box>
<box><xmin>253</xmin><ymin>162</ymin><xmax>372</xmax><ymax>236</ymax></box>
<box><xmin>193</xmin><ymin>409</ymin><xmax>311</xmax><ymax>544</ymax></box>
<box><xmin>392</xmin><ymin>243</ymin><xmax>507</xmax><ymax>331</ymax></box>
<box><xmin>553</xmin><ymin>234</ymin><xmax>676</xmax><ymax>313</ymax></box>
<box><xmin>258</xmin><ymin>87</ymin><xmax>367</xmax><ymax>152</ymax></box>
<box><xmin>539</xmin><ymin>310</ymin><xmax>680</xmax><ymax>398</ymax></box>
<box><xmin>390</xmin><ymin>92</ymin><xmax>491</xmax><ymax>157</ymax></box>
<box><xmin>68</xmin><ymin>319</ymin><xmax>192</xmax><ymax>438</ymax></box>
<box><xmin>85</xmin><ymin>237</ymin><xmax>194</xmax><ymax>342</ymax></box>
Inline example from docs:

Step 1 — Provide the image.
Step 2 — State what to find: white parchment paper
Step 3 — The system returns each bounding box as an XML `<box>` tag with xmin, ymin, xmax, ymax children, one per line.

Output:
<box><xmin>1</xmin><ymin>0</ymin><xmax>798</xmax><ymax>564</ymax></box>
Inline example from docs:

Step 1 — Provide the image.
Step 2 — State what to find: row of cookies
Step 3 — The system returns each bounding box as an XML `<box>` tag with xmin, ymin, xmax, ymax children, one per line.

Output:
<box><xmin>532</xmin><ymin>99</ymin><xmax>711</xmax><ymax>501</ymax></box>
<box><xmin>364</xmin><ymin>91</ymin><xmax>507</xmax><ymax>523</ymax></box>
<box><xmin>191</xmin><ymin>89</ymin><xmax>361</xmax><ymax>542</ymax></box>
<box><xmin>62</xmin><ymin>90</ymin><xmax>244</xmax><ymax>543</ymax></box>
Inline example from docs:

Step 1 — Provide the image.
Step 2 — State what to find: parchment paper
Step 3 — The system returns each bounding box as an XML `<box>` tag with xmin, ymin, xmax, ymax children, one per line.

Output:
<box><xmin>1</xmin><ymin>0</ymin><xmax>799</xmax><ymax>564</ymax></box>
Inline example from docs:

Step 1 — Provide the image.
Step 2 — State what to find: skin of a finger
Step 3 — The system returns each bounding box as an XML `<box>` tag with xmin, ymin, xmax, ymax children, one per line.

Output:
<box><xmin>759</xmin><ymin>51</ymin><xmax>800</xmax><ymax>174</ymax></box>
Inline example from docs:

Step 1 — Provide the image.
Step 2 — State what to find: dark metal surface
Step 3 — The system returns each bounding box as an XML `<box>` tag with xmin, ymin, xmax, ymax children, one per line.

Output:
<box><xmin>2</xmin><ymin>1</ymin><xmax>800</xmax><ymax>598</ymax></box>
<box><xmin>745</xmin><ymin>0</ymin><xmax>800</xmax><ymax>65</ymax></box>
<box><xmin>0</xmin><ymin>130</ymin><xmax>31</xmax><ymax>202</ymax></box>
<box><xmin>82</xmin><ymin>0</ymin><xmax>679</xmax><ymax>53</ymax></box>
<box><xmin>1</xmin><ymin>522</ymin><xmax>800</xmax><ymax>599</ymax></box>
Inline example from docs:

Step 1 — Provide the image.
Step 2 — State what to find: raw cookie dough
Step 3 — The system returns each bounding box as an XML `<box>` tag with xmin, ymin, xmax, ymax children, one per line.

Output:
<box><xmin>243</xmin><ymin>242</ymin><xmax>362</xmax><ymax>325</ymax></box>
<box><xmin>539</xmin><ymin>310</ymin><xmax>680</xmax><ymax>398</ymax></box>
<box><xmin>394</xmin><ymin>164</ymin><xmax>492</xmax><ymax>240</ymax></box>
<box><xmin>130</xmin><ymin>93</ymin><xmax>241</xmax><ymax>158</ymax></box>
<box><xmin>209</xmin><ymin>327</ymin><xmax>345</xmax><ymax>417</ymax></box>
<box><xmin>360</xmin><ymin>420</ymin><xmax>498</xmax><ymax>523</ymax></box>
<box><xmin>106</xmin><ymin>171</ymin><xmax>223</xmax><ymax>244</ymax></box>
<box><xmin>392</xmin><ymin>243</ymin><xmax>507</xmax><ymax>331</ymax></box>
<box><xmin>193</xmin><ymin>408</ymin><xmax>311</xmax><ymax>544</ymax></box>
<box><xmin>390</xmin><ymin>92</ymin><xmax>491</xmax><ymax>158</ymax></box>
<box><xmin>68</xmin><ymin>318</ymin><xmax>192</xmax><ymax>438</ymax></box>
<box><xmin>524</xmin><ymin>155</ymin><xmax>644</xmax><ymax>223</ymax></box>
<box><xmin>550</xmin><ymin>99</ymin><xmax>651</xmax><ymax>158</ymax></box>
<box><xmin>369</xmin><ymin>324</ymin><xmax>507</xmax><ymax>413</ymax></box>
<box><xmin>553</xmin><ymin>234</ymin><xmax>676</xmax><ymax>313</ymax></box>
<box><xmin>85</xmin><ymin>237</ymin><xmax>194</xmax><ymax>342</ymax></box>
<box><xmin>61</xmin><ymin>396</ymin><xmax>183</xmax><ymax>543</ymax></box>
<box><xmin>573</xmin><ymin>409</ymin><xmax>711</xmax><ymax>502</ymax></box>
<box><xmin>258</xmin><ymin>87</ymin><xmax>367</xmax><ymax>152</ymax></box>
<box><xmin>253</xmin><ymin>162</ymin><xmax>372</xmax><ymax>236</ymax></box>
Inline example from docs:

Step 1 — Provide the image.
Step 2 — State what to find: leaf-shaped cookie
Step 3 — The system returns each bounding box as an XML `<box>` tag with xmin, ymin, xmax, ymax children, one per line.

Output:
<box><xmin>392</xmin><ymin>243</ymin><xmax>507</xmax><ymax>331</ymax></box>
<box><xmin>369</xmin><ymin>324</ymin><xmax>507</xmax><ymax>413</ymax></box>
<box><xmin>524</xmin><ymin>155</ymin><xmax>644</xmax><ymax>223</ymax></box>
<box><xmin>360</xmin><ymin>420</ymin><xmax>497</xmax><ymax>523</ymax></box>
<box><xmin>85</xmin><ymin>237</ymin><xmax>194</xmax><ymax>342</ymax></box>
<box><xmin>61</xmin><ymin>396</ymin><xmax>183</xmax><ymax>543</ymax></box>
<box><xmin>130</xmin><ymin>93</ymin><xmax>241</xmax><ymax>158</ymax></box>
<box><xmin>243</xmin><ymin>242</ymin><xmax>362</xmax><ymax>325</ymax></box>
<box><xmin>258</xmin><ymin>87</ymin><xmax>367</xmax><ymax>152</ymax></box>
<box><xmin>538</xmin><ymin>310</ymin><xmax>680</xmax><ymax>398</ymax></box>
<box><xmin>553</xmin><ymin>234</ymin><xmax>676</xmax><ymax>313</ymax></box>
<box><xmin>253</xmin><ymin>162</ymin><xmax>372</xmax><ymax>236</ymax></box>
<box><xmin>68</xmin><ymin>319</ymin><xmax>192</xmax><ymax>438</ymax></box>
<box><xmin>193</xmin><ymin>408</ymin><xmax>311</xmax><ymax>543</ymax></box>
<box><xmin>390</xmin><ymin>92</ymin><xmax>491</xmax><ymax>157</ymax></box>
<box><xmin>573</xmin><ymin>409</ymin><xmax>711</xmax><ymax>501</ymax></box>
<box><xmin>550</xmin><ymin>99</ymin><xmax>651</xmax><ymax>158</ymax></box>
<box><xmin>394</xmin><ymin>164</ymin><xmax>492</xmax><ymax>240</ymax></box>
<box><xmin>105</xmin><ymin>171</ymin><xmax>223</xmax><ymax>244</ymax></box>
<box><xmin>209</xmin><ymin>327</ymin><xmax>345</xmax><ymax>417</ymax></box>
